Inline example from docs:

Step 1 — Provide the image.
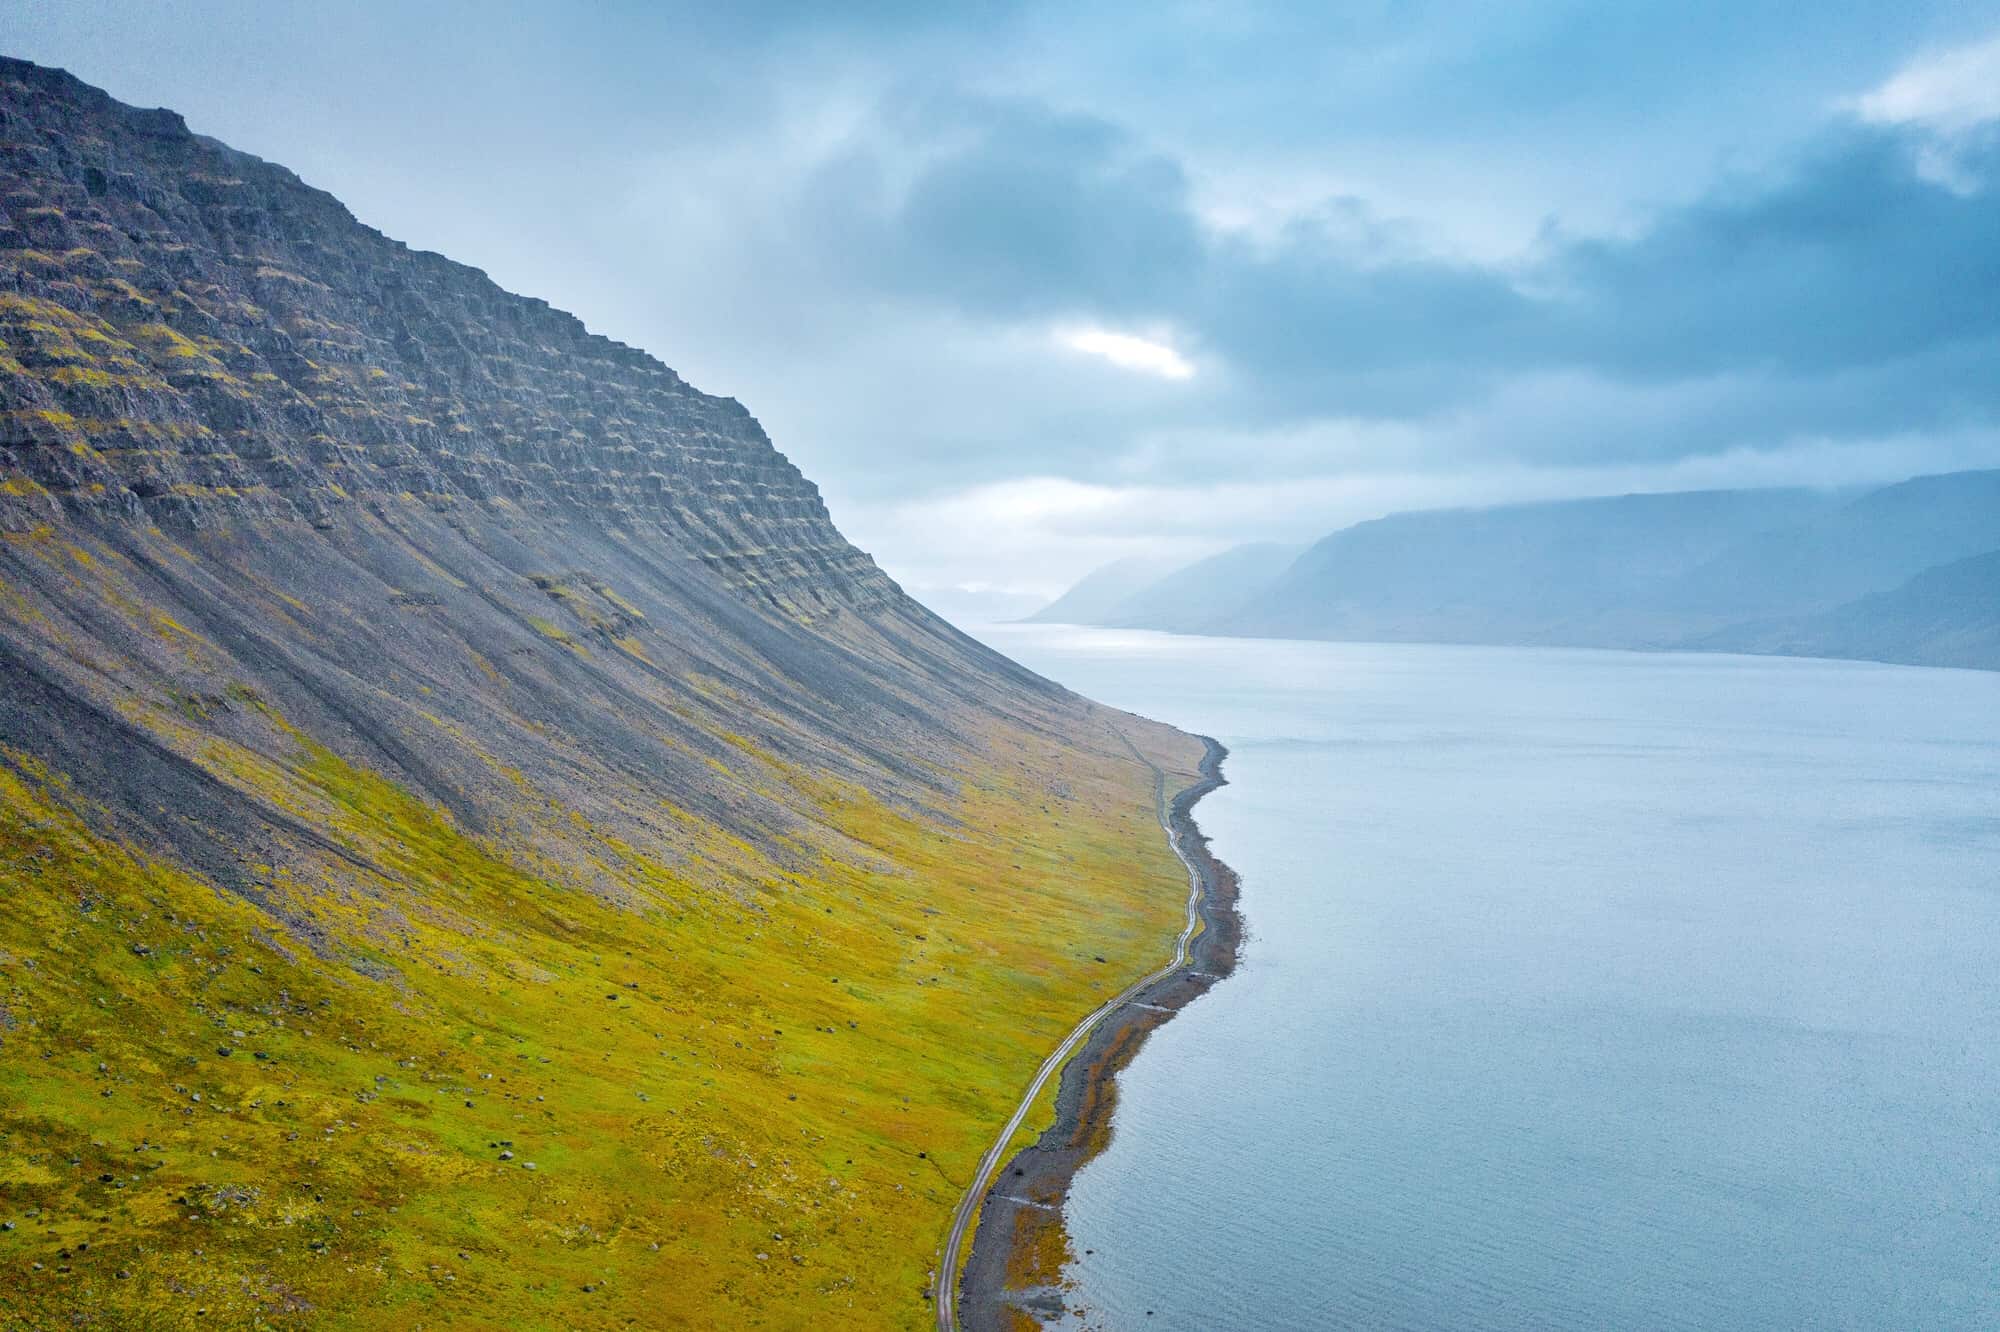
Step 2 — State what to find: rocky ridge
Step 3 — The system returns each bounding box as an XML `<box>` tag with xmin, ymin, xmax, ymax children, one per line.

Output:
<box><xmin>0</xmin><ymin>56</ymin><xmax>889</xmax><ymax>618</ymax></box>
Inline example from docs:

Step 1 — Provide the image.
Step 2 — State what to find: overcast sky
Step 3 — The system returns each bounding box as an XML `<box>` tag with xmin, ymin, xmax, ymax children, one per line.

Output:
<box><xmin>17</xmin><ymin>2</ymin><xmax>2000</xmax><ymax>612</ymax></box>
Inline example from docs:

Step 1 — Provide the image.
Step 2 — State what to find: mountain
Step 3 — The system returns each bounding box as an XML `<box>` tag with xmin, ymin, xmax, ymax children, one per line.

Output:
<box><xmin>1023</xmin><ymin>554</ymin><xmax>1183</xmax><ymax>623</ymax></box>
<box><xmin>1647</xmin><ymin>469</ymin><xmax>2000</xmax><ymax>625</ymax></box>
<box><xmin>0</xmin><ymin>58</ymin><xmax>1204</xmax><ymax>1329</ymax></box>
<box><xmin>1097</xmin><ymin>542</ymin><xmax>1301</xmax><ymax>632</ymax></box>
<box><xmin>1221</xmin><ymin>487</ymin><xmax>1846</xmax><ymax>646</ymax></box>
<box><xmin>1168</xmin><ymin>472</ymin><xmax>2000</xmax><ymax>669</ymax></box>
<box><xmin>1701</xmin><ymin>549</ymin><xmax>2000</xmax><ymax>671</ymax></box>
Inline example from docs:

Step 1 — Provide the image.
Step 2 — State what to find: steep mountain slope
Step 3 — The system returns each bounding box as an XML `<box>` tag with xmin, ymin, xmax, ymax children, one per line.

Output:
<box><xmin>1700</xmin><ymin>549</ymin><xmax>2000</xmax><ymax>671</ymax></box>
<box><xmin>1221</xmin><ymin>487</ymin><xmax>1843</xmax><ymax>645</ymax></box>
<box><xmin>0</xmin><ymin>58</ymin><xmax>1205</xmax><ymax>1329</ymax></box>
<box><xmin>1023</xmin><ymin>555</ymin><xmax>1182</xmax><ymax>624</ymax></box>
<box><xmin>1094</xmin><ymin>542</ymin><xmax>1300</xmax><ymax>633</ymax></box>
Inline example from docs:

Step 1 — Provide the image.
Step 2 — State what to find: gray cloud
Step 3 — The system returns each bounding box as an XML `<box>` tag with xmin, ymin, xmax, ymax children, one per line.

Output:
<box><xmin>806</xmin><ymin>99</ymin><xmax>1202</xmax><ymax>321</ymax></box>
<box><xmin>795</xmin><ymin>102</ymin><xmax>2000</xmax><ymax>427</ymax></box>
<box><xmin>1553</xmin><ymin>128</ymin><xmax>2000</xmax><ymax>378</ymax></box>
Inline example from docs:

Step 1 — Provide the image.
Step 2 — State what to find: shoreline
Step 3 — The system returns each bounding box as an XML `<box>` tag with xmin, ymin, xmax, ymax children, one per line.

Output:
<box><xmin>953</xmin><ymin>735</ymin><xmax>1241</xmax><ymax>1331</ymax></box>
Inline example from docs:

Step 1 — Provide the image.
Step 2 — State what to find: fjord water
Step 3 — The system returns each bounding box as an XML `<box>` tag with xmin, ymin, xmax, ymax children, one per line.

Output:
<box><xmin>975</xmin><ymin>627</ymin><xmax>2000</xmax><ymax>1331</ymax></box>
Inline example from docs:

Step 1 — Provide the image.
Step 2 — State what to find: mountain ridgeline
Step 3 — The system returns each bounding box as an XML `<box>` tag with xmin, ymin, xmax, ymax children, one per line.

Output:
<box><xmin>1022</xmin><ymin>555</ymin><xmax>1184</xmax><ymax>625</ymax></box>
<box><xmin>1068</xmin><ymin>543</ymin><xmax>1302</xmax><ymax>635</ymax></box>
<box><xmin>1032</xmin><ymin>471</ymin><xmax>2000</xmax><ymax>671</ymax></box>
<box><xmin>0</xmin><ymin>58</ymin><xmax>1208</xmax><ymax>1328</ymax></box>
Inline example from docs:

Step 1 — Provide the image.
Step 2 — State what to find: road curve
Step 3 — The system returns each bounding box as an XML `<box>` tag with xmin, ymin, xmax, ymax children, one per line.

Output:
<box><xmin>934</xmin><ymin>729</ymin><xmax>1211</xmax><ymax>1332</ymax></box>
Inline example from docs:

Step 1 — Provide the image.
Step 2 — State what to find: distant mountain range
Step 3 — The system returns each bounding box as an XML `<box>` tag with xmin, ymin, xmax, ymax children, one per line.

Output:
<box><xmin>1029</xmin><ymin>470</ymin><xmax>2000</xmax><ymax>671</ymax></box>
<box><xmin>1024</xmin><ymin>554</ymin><xmax>1186</xmax><ymax>624</ymax></box>
<box><xmin>1095</xmin><ymin>543</ymin><xmax>1305</xmax><ymax>633</ymax></box>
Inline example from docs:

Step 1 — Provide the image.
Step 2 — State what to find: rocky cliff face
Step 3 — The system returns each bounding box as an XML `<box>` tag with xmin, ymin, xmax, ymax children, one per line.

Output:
<box><xmin>0</xmin><ymin>54</ymin><xmax>1083</xmax><ymax>905</ymax></box>
<box><xmin>0</xmin><ymin>56</ymin><xmax>890</xmax><ymax>618</ymax></box>
<box><xmin>0</xmin><ymin>58</ymin><xmax>1204</xmax><ymax>1329</ymax></box>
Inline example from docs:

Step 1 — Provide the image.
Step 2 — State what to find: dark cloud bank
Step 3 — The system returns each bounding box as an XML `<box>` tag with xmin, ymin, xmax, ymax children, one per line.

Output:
<box><xmin>815</xmin><ymin>101</ymin><xmax>2000</xmax><ymax>451</ymax></box>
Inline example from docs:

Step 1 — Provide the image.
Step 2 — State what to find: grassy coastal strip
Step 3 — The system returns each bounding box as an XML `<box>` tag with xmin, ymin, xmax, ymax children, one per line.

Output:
<box><xmin>948</xmin><ymin>738</ymin><xmax>1238</xmax><ymax>1332</ymax></box>
<box><xmin>0</xmin><ymin>703</ymin><xmax>1194</xmax><ymax>1329</ymax></box>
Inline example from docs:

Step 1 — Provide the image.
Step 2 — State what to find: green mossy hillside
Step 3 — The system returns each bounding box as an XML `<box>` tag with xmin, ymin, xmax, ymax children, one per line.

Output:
<box><xmin>0</xmin><ymin>705</ymin><xmax>1197</xmax><ymax>1330</ymax></box>
<box><xmin>0</xmin><ymin>56</ymin><xmax>1212</xmax><ymax>1331</ymax></box>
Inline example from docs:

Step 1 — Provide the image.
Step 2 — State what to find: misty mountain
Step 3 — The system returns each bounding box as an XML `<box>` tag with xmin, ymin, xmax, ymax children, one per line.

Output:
<box><xmin>1035</xmin><ymin>471</ymin><xmax>2000</xmax><ymax>670</ymax></box>
<box><xmin>1700</xmin><ymin>549</ymin><xmax>2000</xmax><ymax>671</ymax></box>
<box><xmin>1097</xmin><ymin>542</ymin><xmax>1302</xmax><ymax>632</ymax></box>
<box><xmin>1219</xmin><ymin>486</ymin><xmax>1848</xmax><ymax>645</ymax></box>
<box><xmin>1024</xmin><ymin>554</ymin><xmax>1185</xmax><ymax>623</ymax></box>
<box><xmin>1645</xmin><ymin>470</ymin><xmax>2000</xmax><ymax>625</ymax></box>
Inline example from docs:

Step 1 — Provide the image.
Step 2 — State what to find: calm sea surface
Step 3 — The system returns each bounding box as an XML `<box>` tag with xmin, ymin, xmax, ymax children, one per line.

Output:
<box><xmin>973</xmin><ymin>627</ymin><xmax>2000</xmax><ymax>1331</ymax></box>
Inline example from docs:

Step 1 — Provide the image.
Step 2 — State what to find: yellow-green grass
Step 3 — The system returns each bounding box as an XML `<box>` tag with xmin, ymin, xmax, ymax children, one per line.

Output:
<box><xmin>0</xmin><ymin>699</ymin><xmax>1197</xmax><ymax>1328</ymax></box>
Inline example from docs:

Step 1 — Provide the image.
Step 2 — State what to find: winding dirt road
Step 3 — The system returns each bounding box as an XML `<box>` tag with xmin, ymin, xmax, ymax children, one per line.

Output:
<box><xmin>934</xmin><ymin>730</ymin><xmax>1210</xmax><ymax>1332</ymax></box>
